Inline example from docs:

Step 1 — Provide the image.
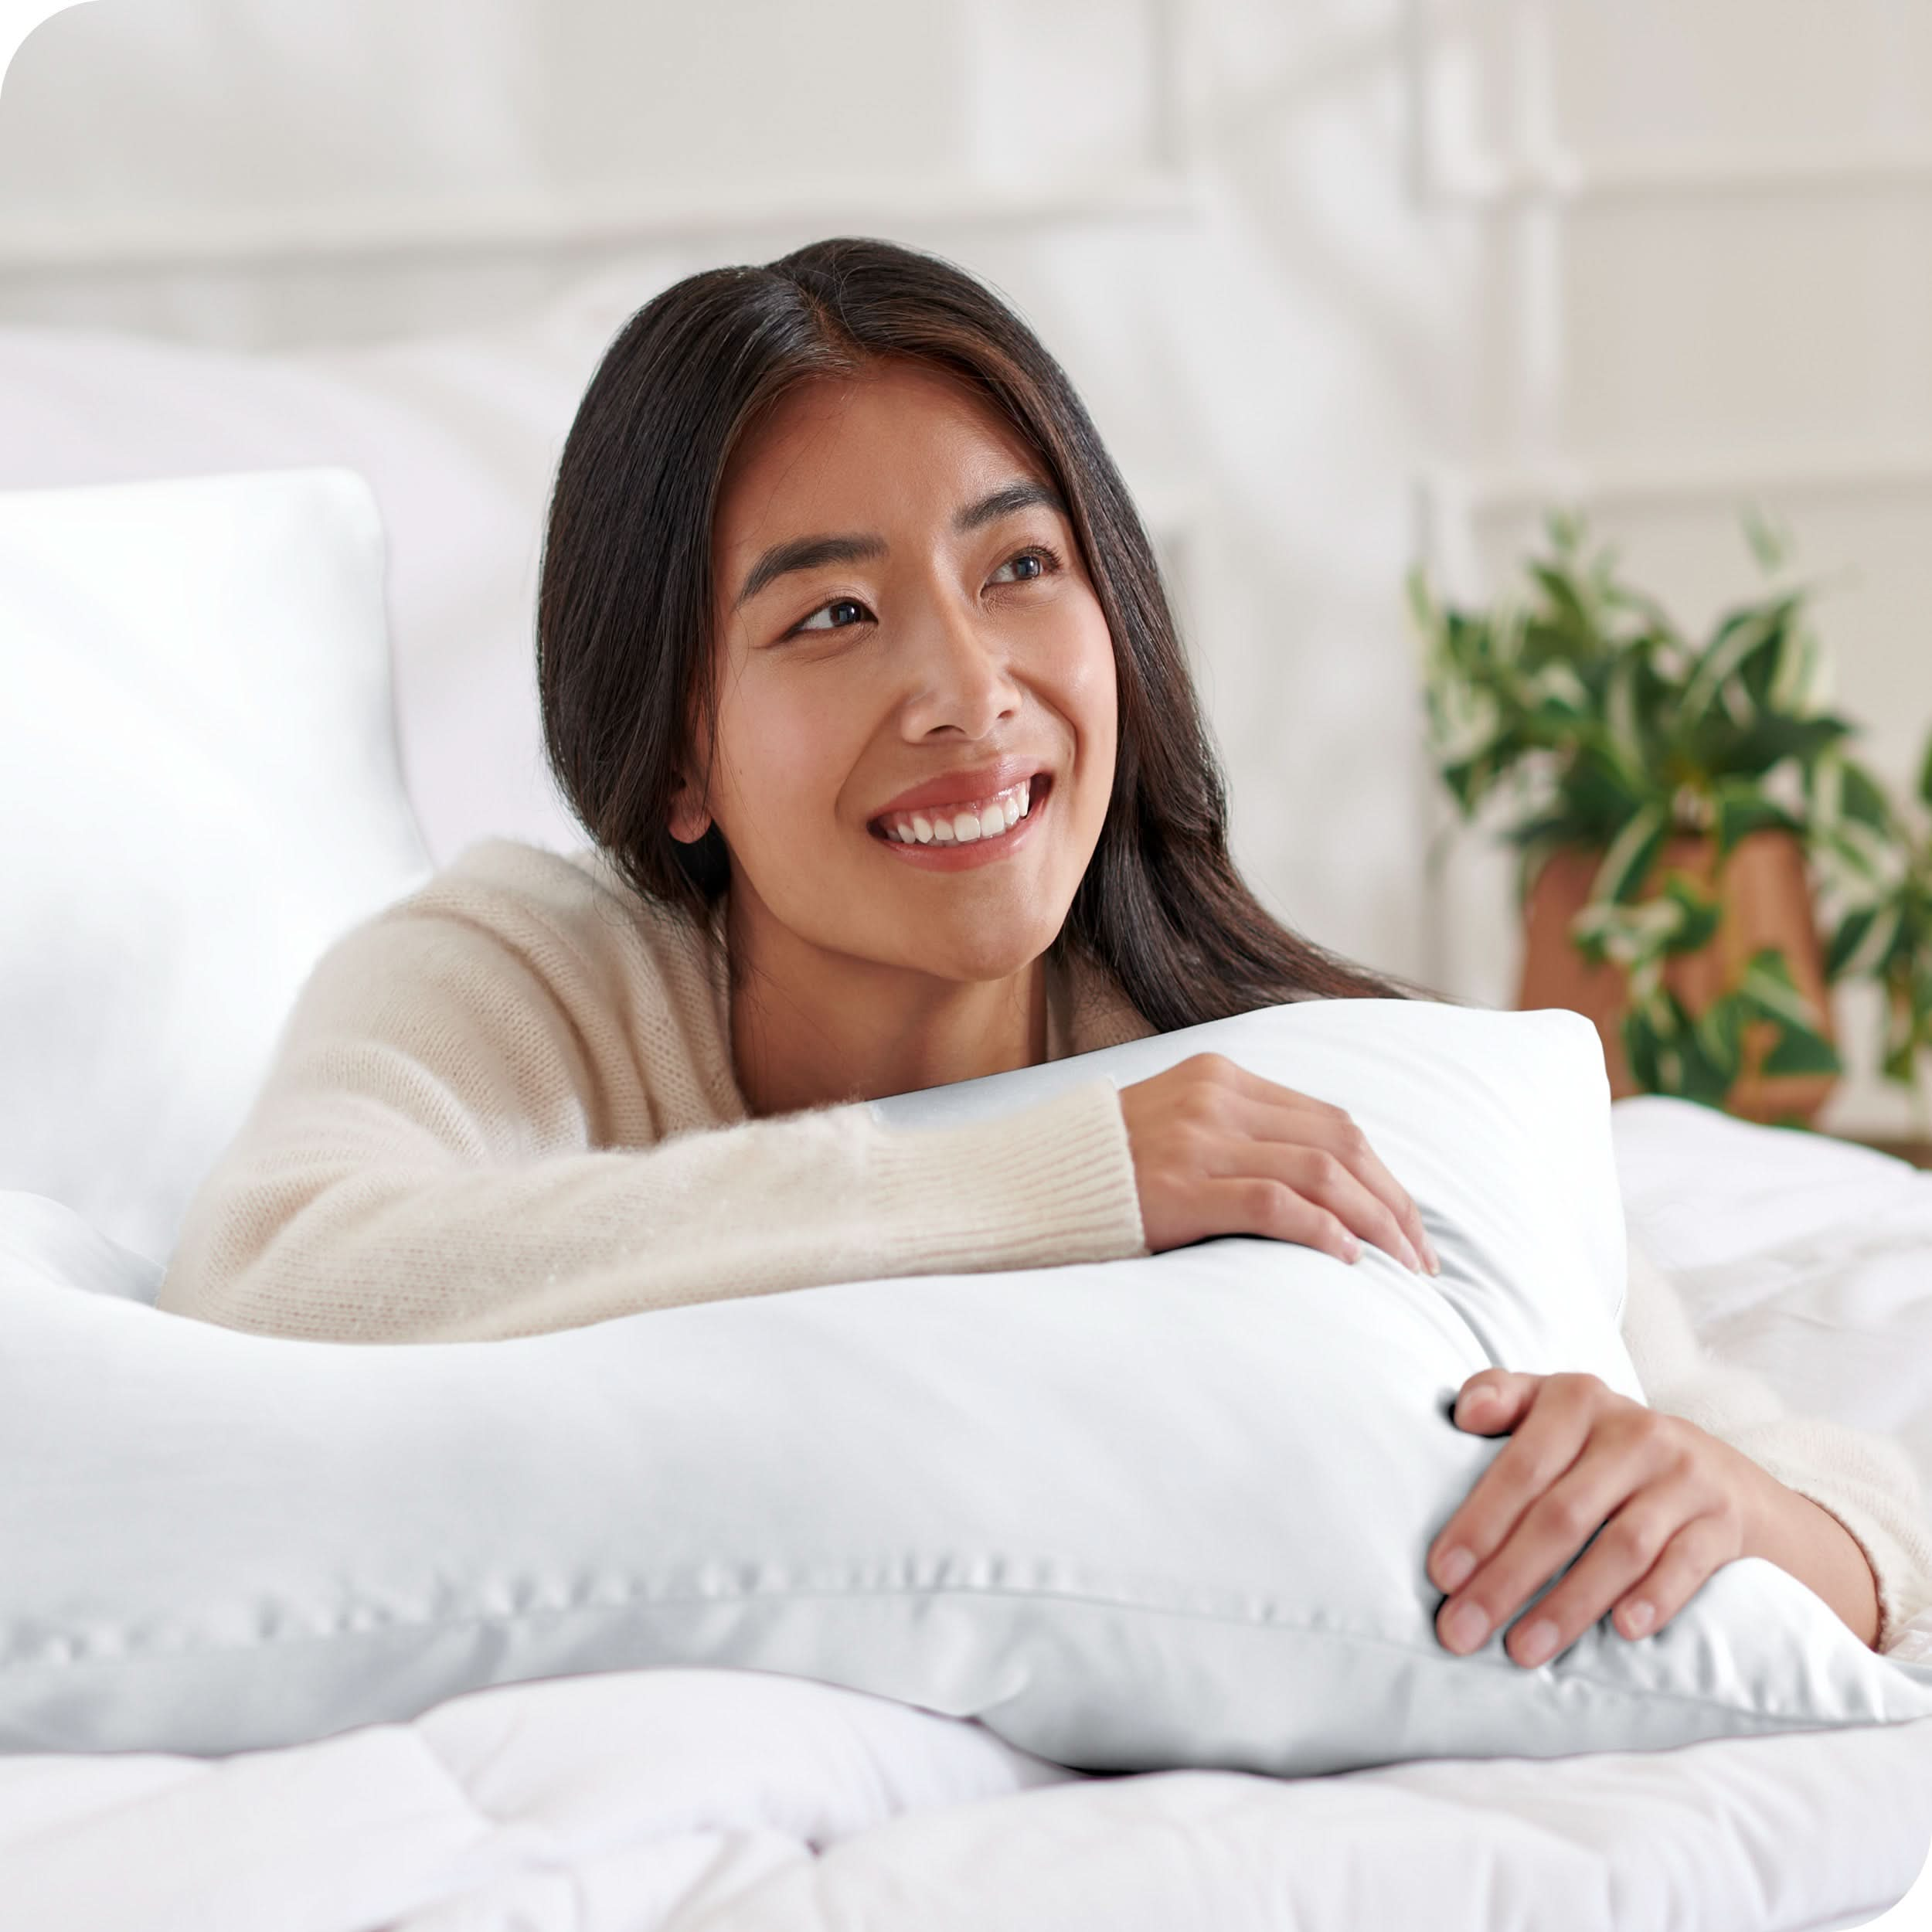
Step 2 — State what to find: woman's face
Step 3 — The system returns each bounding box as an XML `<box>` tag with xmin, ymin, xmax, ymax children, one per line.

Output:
<box><xmin>684</xmin><ymin>358</ymin><xmax>1118</xmax><ymax>986</ymax></box>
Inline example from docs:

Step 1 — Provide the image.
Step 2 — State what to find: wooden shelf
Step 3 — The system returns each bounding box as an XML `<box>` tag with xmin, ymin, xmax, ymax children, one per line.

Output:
<box><xmin>1836</xmin><ymin>1136</ymin><xmax>1932</xmax><ymax>1171</ymax></box>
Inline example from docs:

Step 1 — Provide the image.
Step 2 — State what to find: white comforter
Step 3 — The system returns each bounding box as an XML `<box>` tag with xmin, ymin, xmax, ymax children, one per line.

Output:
<box><xmin>8</xmin><ymin>1096</ymin><xmax>1932</xmax><ymax>1932</ymax></box>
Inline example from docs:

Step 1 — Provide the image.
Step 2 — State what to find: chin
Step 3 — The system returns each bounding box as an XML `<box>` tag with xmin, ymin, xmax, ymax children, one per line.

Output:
<box><xmin>935</xmin><ymin>925</ymin><xmax>1061</xmax><ymax>985</ymax></box>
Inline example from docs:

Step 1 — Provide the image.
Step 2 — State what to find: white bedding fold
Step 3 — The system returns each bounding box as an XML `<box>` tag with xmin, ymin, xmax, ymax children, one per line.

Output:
<box><xmin>7</xmin><ymin>1663</ymin><xmax>1930</xmax><ymax>1932</ymax></box>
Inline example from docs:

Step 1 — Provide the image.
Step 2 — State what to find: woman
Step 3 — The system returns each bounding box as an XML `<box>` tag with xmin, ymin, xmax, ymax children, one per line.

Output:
<box><xmin>158</xmin><ymin>236</ymin><xmax>1930</xmax><ymax>1665</ymax></box>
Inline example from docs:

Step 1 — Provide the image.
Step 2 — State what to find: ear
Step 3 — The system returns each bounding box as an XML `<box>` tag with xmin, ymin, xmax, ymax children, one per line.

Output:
<box><xmin>667</xmin><ymin>774</ymin><xmax>712</xmax><ymax>845</ymax></box>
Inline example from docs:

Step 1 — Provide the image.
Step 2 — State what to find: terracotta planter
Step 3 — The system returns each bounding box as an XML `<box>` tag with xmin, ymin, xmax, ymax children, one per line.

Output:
<box><xmin>1515</xmin><ymin>828</ymin><xmax>1838</xmax><ymax>1126</ymax></box>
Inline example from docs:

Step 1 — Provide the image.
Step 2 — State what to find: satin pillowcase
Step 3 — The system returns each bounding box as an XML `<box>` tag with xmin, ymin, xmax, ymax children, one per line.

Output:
<box><xmin>5</xmin><ymin>998</ymin><xmax>1932</xmax><ymax>1762</ymax></box>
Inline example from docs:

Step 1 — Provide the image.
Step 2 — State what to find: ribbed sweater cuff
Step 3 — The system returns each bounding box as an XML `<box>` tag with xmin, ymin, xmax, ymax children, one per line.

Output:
<box><xmin>1767</xmin><ymin>1471</ymin><xmax>1932</xmax><ymax>1656</ymax></box>
<box><xmin>861</xmin><ymin>1076</ymin><xmax>1148</xmax><ymax>1274</ymax></box>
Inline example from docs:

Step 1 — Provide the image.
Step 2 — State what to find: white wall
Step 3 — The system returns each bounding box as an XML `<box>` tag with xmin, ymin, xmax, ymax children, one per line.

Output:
<box><xmin>1416</xmin><ymin>0</ymin><xmax>1932</xmax><ymax>1136</ymax></box>
<box><xmin>4</xmin><ymin>0</ymin><xmax>1929</xmax><ymax>1131</ymax></box>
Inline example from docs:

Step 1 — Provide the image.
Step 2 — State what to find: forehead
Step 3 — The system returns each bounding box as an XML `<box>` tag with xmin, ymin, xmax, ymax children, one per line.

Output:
<box><xmin>715</xmin><ymin>360</ymin><xmax>1044</xmax><ymax>543</ymax></box>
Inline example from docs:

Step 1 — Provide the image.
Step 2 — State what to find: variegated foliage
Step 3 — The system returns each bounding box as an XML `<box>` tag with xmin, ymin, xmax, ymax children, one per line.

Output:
<box><xmin>1410</xmin><ymin>513</ymin><xmax>1932</xmax><ymax>1116</ymax></box>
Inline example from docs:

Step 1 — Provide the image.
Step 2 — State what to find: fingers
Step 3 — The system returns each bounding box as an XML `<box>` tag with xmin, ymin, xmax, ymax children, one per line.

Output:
<box><xmin>1604</xmin><ymin>1506</ymin><xmax>1746</xmax><ymax>1638</ymax></box>
<box><xmin>1272</xmin><ymin>1144</ymin><xmax>1427</xmax><ymax>1274</ymax></box>
<box><xmin>1432</xmin><ymin>1374</ymin><xmax>1605</xmax><ymax>1566</ymax></box>
<box><xmin>1451</xmin><ymin>1369</ymin><xmax>1534</xmax><ymax>1437</ymax></box>
<box><xmin>1494</xmin><ymin>1485</ymin><xmax>1745</xmax><ymax>1665</ymax></box>
<box><xmin>1124</xmin><ymin>1055</ymin><xmax>1440</xmax><ymax>1270</ymax></box>
<box><xmin>1429</xmin><ymin>1380</ymin><xmax>1710</xmax><ymax>1666</ymax></box>
<box><xmin>1428</xmin><ymin>1373</ymin><xmax>1603</xmax><ymax>1645</ymax></box>
<box><xmin>1226</xmin><ymin>1071</ymin><xmax>1440</xmax><ymax>1275</ymax></box>
<box><xmin>1434</xmin><ymin>1444</ymin><xmax>1645</xmax><ymax>1663</ymax></box>
<box><xmin>1196</xmin><ymin>1177</ymin><xmax>1364</xmax><ymax>1267</ymax></box>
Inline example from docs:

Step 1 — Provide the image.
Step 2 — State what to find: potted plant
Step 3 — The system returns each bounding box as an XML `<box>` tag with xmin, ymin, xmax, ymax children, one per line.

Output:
<box><xmin>1823</xmin><ymin>734</ymin><xmax>1932</xmax><ymax>1094</ymax></box>
<box><xmin>1408</xmin><ymin>512</ymin><xmax>1932</xmax><ymax>1128</ymax></box>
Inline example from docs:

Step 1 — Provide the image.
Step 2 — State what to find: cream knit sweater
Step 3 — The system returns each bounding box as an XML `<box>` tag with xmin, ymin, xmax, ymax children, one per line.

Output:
<box><xmin>155</xmin><ymin>836</ymin><xmax>1932</xmax><ymax>1653</ymax></box>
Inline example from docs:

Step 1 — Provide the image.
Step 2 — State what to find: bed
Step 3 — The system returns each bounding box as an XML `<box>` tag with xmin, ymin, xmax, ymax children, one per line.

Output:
<box><xmin>4</xmin><ymin>306</ymin><xmax>1932</xmax><ymax>1931</ymax></box>
<box><xmin>3</xmin><ymin>1093</ymin><xmax>1931</xmax><ymax>1930</ymax></box>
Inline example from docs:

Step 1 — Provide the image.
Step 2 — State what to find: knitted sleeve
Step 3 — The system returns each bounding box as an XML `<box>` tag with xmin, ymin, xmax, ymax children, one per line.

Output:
<box><xmin>154</xmin><ymin>862</ymin><xmax>1150</xmax><ymax>1346</ymax></box>
<box><xmin>1621</xmin><ymin>1230</ymin><xmax>1932</xmax><ymax>1655</ymax></box>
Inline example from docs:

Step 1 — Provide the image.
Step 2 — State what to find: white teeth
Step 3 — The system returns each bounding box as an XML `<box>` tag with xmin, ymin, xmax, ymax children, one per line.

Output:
<box><xmin>876</xmin><ymin>774</ymin><xmax>1039</xmax><ymax>849</ymax></box>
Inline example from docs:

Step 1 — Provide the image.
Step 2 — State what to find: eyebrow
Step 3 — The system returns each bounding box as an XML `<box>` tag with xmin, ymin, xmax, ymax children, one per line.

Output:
<box><xmin>732</xmin><ymin>478</ymin><xmax>1068</xmax><ymax>610</ymax></box>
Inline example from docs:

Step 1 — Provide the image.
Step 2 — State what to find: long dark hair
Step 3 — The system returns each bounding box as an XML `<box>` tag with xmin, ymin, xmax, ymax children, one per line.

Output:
<box><xmin>537</xmin><ymin>235</ymin><xmax>1441</xmax><ymax>1031</ymax></box>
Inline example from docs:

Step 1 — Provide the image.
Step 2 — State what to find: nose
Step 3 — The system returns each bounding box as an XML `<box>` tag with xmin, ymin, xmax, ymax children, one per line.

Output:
<box><xmin>897</xmin><ymin>586</ymin><xmax>1023</xmax><ymax>743</ymax></box>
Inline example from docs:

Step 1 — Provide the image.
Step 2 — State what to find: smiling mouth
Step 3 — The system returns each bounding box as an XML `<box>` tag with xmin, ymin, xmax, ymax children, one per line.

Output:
<box><xmin>868</xmin><ymin>770</ymin><xmax>1052</xmax><ymax>847</ymax></box>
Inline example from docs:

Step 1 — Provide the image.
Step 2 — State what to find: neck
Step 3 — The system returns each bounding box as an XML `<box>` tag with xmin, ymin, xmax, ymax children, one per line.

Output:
<box><xmin>722</xmin><ymin>883</ymin><xmax>1053</xmax><ymax>1117</ymax></box>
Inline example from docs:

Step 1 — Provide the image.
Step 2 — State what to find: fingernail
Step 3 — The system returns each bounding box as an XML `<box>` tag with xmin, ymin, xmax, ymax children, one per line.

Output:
<box><xmin>1622</xmin><ymin>1600</ymin><xmax>1655</xmax><ymax>1637</ymax></box>
<box><xmin>1426</xmin><ymin>1240</ymin><xmax>1443</xmax><ymax>1275</ymax></box>
<box><xmin>1342</xmin><ymin>1236</ymin><xmax>1362</xmax><ymax>1263</ymax></box>
<box><xmin>1404</xmin><ymin>1240</ymin><xmax>1424</xmax><ymax>1274</ymax></box>
<box><xmin>1437</xmin><ymin>1546</ymin><xmax>1475</xmax><ymax>1592</ymax></box>
<box><xmin>1515</xmin><ymin>1618</ymin><xmax>1559</xmax><ymax>1667</ymax></box>
<box><xmin>1444</xmin><ymin>1601</ymin><xmax>1488</xmax><ymax>1652</ymax></box>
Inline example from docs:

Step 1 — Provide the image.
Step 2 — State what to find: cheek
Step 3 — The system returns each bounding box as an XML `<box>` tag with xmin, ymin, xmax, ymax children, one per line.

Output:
<box><xmin>714</xmin><ymin>683</ymin><xmax>863</xmax><ymax>846</ymax></box>
<box><xmin>1055</xmin><ymin>605</ymin><xmax>1120</xmax><ymax>766</ymax></box>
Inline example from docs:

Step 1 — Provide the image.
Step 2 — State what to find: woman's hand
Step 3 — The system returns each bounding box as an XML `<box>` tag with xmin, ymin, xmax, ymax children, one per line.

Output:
<box><xmin>1117</xmin><ymin>1053</ymin><xmax>1440</xmax><ymax>1274</ymax></box>
<box><xmin>1428</xmin><ymin>1368</ymin><xmax>1770</xmax><ymax>1667</ymax></box>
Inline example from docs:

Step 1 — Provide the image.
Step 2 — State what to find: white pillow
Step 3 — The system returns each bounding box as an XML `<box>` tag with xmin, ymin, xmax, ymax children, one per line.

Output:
<box><xmin>0</xmin><ymin>468</ymin><xmax>435</xmax><ymax>1267</ymax></box>
<box><xmin>0</xmin><ymin>1193</ymin><xmax>162</xmax><ymax>1305</ymax></box>
<box><xmin>5</xmin><ymin>997</ymin><xmax>1932</xmax><ymax>1765</ymax></box>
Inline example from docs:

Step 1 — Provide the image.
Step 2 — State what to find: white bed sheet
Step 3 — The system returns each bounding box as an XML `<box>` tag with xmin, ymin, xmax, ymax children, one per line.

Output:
<box><xmin>5</xmin><ymin>1095</ymin><xmax>1932</xmax><ymax>1931</ymax></box>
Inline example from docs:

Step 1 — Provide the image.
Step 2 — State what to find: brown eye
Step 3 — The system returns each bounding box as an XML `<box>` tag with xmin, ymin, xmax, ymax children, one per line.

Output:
<box><xmin>990</xmin><ymin>544</ymin><xmax>1061</xmax><ymax>585</ymax></box>
<box><xmin>792</xmin><ymin>597</ymin><xmax>872</xmax><ymax>636</ymax></box>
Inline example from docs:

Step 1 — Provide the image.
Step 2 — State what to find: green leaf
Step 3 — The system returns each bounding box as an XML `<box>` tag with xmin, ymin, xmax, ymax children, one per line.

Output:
<box><xmin>1824</xmin><ymin>906</ymin><xmax>1876</xmax><ymax>980</ymax></box>
<box><xmin>1427</xmin><ymin>676</ymin><xmax>1507</xmax><ymax>770</ymax></box>
<box><xmin>1657</xmin><ymin>871</ymin><xmax>1723</xmax><ymax>955</ymax></box>
<box><xmin>1405</xmin><ymin>566</ymin><xmax>1437</xmax><ymax>642</ymax></box>
<box><xmin>1736</xmin><ymin>947</ymin><xmax>1824</xmax><ymax>1032</ymax></box>
<box><xmin>1570</xmin><ymin>894</ymin><xmax>1686</xmax><ymax>969</ymax></box>
<box><xmin>1637</xmin><ymin>988</ymin><xmax>1737</xmax><ymax>1103</ymax></box>
<box><xmin>1696</xmin><ymin>712</ymin><xmax>1854</xmax><ymax>781</ymax></box>
<box><xmin>1692</xmin><ymin>990</ymin><xmax>1746</xmax><ymax>1076</ymax></box>
<box><xmin>1621</xmin><ymin>1004</ymin><xmax>1661</xmax><ymax>1093</ymax></box>
<box><xmin>1546</xmin><ymin>508</ymin><xmax>1589</xmax><ymax>560</ymax></box>
<box><xmin>1589</xmin><ymin>802</ymin><xmax>1670</xmax><ymax>906</ymax></box>
<box><xmin>1824</xmin><ymin>901</ymin><xmax>1903</xmax><ymax>981</ymax></box>
<box><xmin>1743</xmin><ymin>504</ymin><xmax>1791</xmax><ymax>575</ymax></box>
<box><xmin>1767</xmin><ymin>618</ymin><xmax>1830</xmax><ymax>715</ymax></box>
<box><xmin>1710</xmin><ymin>777</ymin><xmax>1798</xmax><ymax>859</ymax></box>
<box><xmin>1652</xmin><ymin>989</ymin><xmax>1745</xmax><ymax>1106</ymax></box>
<box><xmin>1528</xmin><ymin>564</ymin><xmax>1597</xmax><ymax>651</ymax></box>
<box><xmin>1563</xmin><ymin>748</ymin><xmax>1658</xmax><ymax>841</ymax></box>
<box><xmin>1810</xmin><ymin>821</ymin><xmax>1891</xmax><ymax>886</ymax></box>
<box><xmin>1883</xmin><ymin>1001</ymin><xmax>1919</xmax><ymax>1082</ymax></box>
<box><xmin>1522</xmin><ymin>660</ymin><xmax>1594</xmax><ymax>716</ymax></box>
<box><xmin>1602</xmin><ymin>653</ymin><xmax>1647</xmax><ymax>781</ymax></box>
<box><xmin>1919</xmin><ymin>730</ymin><xmax>1932</xmax><ymax>815</ymax></box>
<box><xmin>1840</xmin><ymin>759</ymin><xmax>1895</xmax><ymax>834</ymax></box>
<box><xmin>1679</xmin><ymin>598</ymin><xmax>1798</xmax><ymax>724</ymax></box>
<box><xmin>1760</xmin><ymin>1025</ymin><xmax>1842</xmax><ymax>1078</ymax></box>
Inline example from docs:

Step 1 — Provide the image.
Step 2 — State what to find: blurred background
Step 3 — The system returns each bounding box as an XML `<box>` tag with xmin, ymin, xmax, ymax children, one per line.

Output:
<box><xmin>5</xmin><ymin>0</ymin><xmax>1932</xmax><ymax>1137</ymax></box>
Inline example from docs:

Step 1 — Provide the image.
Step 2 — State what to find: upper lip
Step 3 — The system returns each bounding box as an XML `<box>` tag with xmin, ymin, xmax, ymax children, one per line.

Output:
<box><xmin>867</xmin><ymin>757</ymin><xmax>1049</xmax><ymax>822</ymax></box>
